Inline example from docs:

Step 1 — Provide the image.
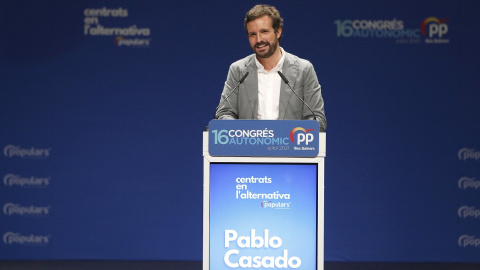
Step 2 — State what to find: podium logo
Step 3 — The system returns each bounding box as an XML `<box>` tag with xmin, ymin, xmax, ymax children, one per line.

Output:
<box><xmin>3</xmin><ymin>232</ymin><xmax>50</xmax><ymax>245</ymax></box>
<box><xmin>458</xmin><ymin>235</ymin><xmax>480</xmax><ymax>248</ymax></box>
<box><xmin>458</xmin><ymin>148</ymin><xmax>480</xmax><ymax>161</ymax></box>
<box><xmin>261</xmin><ymin>200</ymin><xmax>291</xmax><ymax>209</ymax></box>
<box><xmin>289</xmin><ymin>127</ymin><xmax>314</xmax><ymax>145</ymax></box>
<box><xmin>3</xmin><ymin>145</ymin><xmax>51</xmax><ymax>158</ymax></box>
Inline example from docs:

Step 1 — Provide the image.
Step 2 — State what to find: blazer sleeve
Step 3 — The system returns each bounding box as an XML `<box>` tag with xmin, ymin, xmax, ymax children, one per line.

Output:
<box><xmin>301</xmin><ymin>62</ymin><xmax>327</xmax><ymax>131</ymax></box>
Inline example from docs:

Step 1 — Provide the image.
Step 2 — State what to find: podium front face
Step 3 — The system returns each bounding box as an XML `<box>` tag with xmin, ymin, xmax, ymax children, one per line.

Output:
<box><xmin>203</xmin><ymin>120</ymin><xmax>326</xmax><ymax>270</ymax></box>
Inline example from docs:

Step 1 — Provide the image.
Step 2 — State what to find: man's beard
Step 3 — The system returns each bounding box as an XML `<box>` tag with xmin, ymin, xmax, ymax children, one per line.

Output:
<box><xmin>253</xmin><ymin>38</ymin><xmax>278</xmax><ymax>59</ymax></box>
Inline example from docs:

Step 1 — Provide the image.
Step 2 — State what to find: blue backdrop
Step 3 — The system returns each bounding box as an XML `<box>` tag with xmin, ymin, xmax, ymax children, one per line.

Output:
<box><xmin>1</xmin><ymin>0</ymin><xmax>479</xmax><ymax>263</ymax></box>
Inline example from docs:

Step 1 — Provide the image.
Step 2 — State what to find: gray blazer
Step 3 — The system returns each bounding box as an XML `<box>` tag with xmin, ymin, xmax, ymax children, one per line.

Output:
<box><xmin>215</xmin><ymin>51</ymin><xmax>327</xmax><ymax>131</ymax></box>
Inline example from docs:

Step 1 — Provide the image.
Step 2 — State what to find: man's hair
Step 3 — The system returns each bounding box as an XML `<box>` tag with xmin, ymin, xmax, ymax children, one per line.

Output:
<box><xmin>244</xmin><ymin>4</ymin><xmax>284</xmax><ymax>41</ymax></box>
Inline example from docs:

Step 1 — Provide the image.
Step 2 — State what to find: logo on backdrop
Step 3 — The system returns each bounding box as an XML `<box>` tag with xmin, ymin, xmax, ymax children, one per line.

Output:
<box><xmin>458</xmin><ymin>148</ymin><xmax>480</xmax><ymax>161</ymax></box>
<box><xmin>83</xmin><ymin>7</ymin><xmax>151</xmax><ymax>47</ymax></box>
<box><xmin>2</xmin><ymin>232</ymin><xmax>50</xmax><ymax>246</ymax></box>
<box><xmin>334</xmin><ymin>16</ymin><xmax>449</xmax><ymax>44</ymax></box>
<box><xmin>458</xmin><ymin>206</ymin><xmax>480</xmax><ymax>219</ymax></box>
<box><xmin>3</xmin><ymin>174</ymin><xmax>50</xmax><ymax>188</ymax></box>
<box><xmin>458</xmin><ymin>235</ymin><xmax>480</xmax><ymax>248</ymax></box>
<box><xmin>458</xmin><ymin>177</ymin><xmax>480</xmax><ymax>190</ymax></box>
<box><xmin>3</xmin><ymin>203</ymin><xmax>50</xmax><ymax>217</ymax></box>
<box><xmin>3</xmin><ymin>145</ymin><xmax>51</xmax><ymax>159</ymax></box>
<box><xmin>420</xmin><ymin>17</ymin><xmax>449</xmax><ymax>44</ymax></box>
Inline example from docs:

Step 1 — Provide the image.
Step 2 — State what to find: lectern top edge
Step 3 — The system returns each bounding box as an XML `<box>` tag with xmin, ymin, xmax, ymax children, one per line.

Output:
<box><xmin>205</xmin><ymin>120</ymin><xmax>326</xmax><ymax>158</ymax></box>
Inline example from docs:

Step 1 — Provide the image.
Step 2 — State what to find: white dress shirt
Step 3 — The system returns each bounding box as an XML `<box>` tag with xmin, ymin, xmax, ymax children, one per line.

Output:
<box><xmin>255</xmin><ymin>47</ymin><xmax>285</xmax><ymax>120</ymax></box>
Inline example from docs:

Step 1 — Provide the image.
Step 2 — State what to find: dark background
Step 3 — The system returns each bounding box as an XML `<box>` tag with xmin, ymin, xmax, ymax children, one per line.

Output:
<box><xmin>1</xmin><ymin>0</ymin><xmax>479</xmax><ymax>267</ymax></box>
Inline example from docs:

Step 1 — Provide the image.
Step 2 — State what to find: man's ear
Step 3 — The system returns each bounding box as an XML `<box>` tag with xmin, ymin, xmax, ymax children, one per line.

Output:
<box><xmin>276</xmin><ymin>27</ymin><xmax>283</xmax><ymax>39</ymax></box>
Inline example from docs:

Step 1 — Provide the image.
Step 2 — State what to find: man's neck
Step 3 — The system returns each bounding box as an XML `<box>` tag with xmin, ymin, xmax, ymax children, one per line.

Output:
<box><xmin>257</xmin><ymin>47</ymin><xmax>283</xmax><ymax>72</ymax></box>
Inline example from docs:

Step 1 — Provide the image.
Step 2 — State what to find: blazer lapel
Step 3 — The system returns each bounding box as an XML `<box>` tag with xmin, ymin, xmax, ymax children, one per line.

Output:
<box><xmin>243</xmin><ymin>56</ymin><xmax>258</xmax><ymax>119</ymax></box>
<box><xmin>279</xmin><ymin>52</ymin><xmax>298</xmax><ymax>120</ymax></box>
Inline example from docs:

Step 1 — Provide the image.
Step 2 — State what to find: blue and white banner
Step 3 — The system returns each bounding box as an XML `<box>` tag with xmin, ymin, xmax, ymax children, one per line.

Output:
<box><xmin>208</xmin><ymin>120</ymin><xmax>319</xmax><ymax>157</ymax></box>
<box><xmin>209</xmin><ymin>163</ymin><xmax>318</xmax><ymax>269</ymax></box>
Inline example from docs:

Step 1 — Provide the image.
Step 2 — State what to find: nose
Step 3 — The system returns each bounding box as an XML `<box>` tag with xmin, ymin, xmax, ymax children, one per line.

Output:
<box><xmin>255</xmin><ymin>34</ymin><xmax>262</xmax><ymax>44</ymax></box>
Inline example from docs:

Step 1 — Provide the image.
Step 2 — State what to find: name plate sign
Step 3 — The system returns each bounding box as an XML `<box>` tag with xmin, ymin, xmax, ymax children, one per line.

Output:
<box><xmin>208</xmin><ymin>120</ymin><xmax>319</xmax><ymax>157</ymax></box>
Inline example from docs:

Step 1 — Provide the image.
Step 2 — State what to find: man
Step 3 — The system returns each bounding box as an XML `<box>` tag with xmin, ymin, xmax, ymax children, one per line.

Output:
<box><xmin>215</xmin><ymin>4</ymin><xmax>327</xmax><ymax>132</ymax></box>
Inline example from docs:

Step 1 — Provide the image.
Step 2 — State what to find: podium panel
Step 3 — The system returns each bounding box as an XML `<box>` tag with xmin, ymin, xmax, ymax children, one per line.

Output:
<box><xmin>203</xmin><ymin>120</ymin><xmax>326</xmax><ymax>270</ymax></box>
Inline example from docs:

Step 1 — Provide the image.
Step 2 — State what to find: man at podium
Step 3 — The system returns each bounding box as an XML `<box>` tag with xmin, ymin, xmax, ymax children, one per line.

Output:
<box><xmin>215</xmin><ymin>4</ymin><xmax>327</xmax><ymax>132</ymax></box>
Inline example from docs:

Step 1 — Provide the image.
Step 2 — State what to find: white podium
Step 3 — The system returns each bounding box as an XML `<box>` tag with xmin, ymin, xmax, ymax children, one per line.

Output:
<box><xmin>203</xmin><ymin>120</ymin><xmax>326</xmax><ymax>270</ymax></box>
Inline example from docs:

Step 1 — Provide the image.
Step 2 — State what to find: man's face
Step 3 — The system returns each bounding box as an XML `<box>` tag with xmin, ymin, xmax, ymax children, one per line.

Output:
<box><xmin>246</xmin><ymin>15</ymin><xmax>282</xmax><ymax>59</ymax></box>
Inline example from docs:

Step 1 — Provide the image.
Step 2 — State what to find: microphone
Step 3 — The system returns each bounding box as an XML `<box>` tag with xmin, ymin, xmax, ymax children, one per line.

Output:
<box><xmin>278</xmin><ymin>71</ymin><xmax>317</xmax><ymax>121</ymax></box>
<box><xmin>214</xmin><ymin>72</ymin><xmax>249</xmax><ymax>119</ymax></box>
